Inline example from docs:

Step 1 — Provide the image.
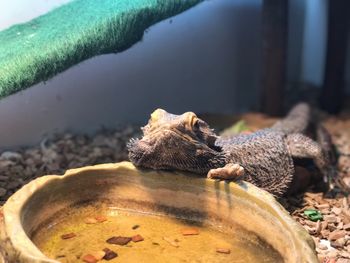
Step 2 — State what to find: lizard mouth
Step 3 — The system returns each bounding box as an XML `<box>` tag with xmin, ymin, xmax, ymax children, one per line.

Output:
<box><xmin>127</xmin><ymin>129</ymin><xmax>224</xmax><ymax>173</ymax></box>
<box><xmin>127</xmin><ymin>138</ymin><xmax>150</xmax><ymax>166</ymax></box>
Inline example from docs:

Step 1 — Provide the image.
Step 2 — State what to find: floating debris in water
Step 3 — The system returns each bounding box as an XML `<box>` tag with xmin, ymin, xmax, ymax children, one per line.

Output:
<box><xmin>90</xmin><ymin>250</ymin><xmax>105</xmax><ymax>260</ymax></box>
<box><xmin>216</xmin><ymin>248</ymin><xmax>231</xmax><ymax>254</ymax></box>
<box><xmin>163</xmin><ymin>237</ymin><xmax>179</xmax><ymax>247</ymax></box>
<box><xmin>85</xmin><ymin>217</ymin><xmax>98</xmax><ymax>224</ymax></box>
<box><xmin>95</xmin><ymin>215</ymin><xmax>107</xmax><ymax>223</ymax></box>
<box><xmin>82</xmin><ymin>254</ymin><xmax>98</xmax><ymax>263</ymax></box>
<box><xmin>60</xmin><ymin>233</ymin><xmax>76</xmax><ymax>240</ymax></box>
<box><xmin>132</xmin><ymin>224</ymin><xmax>140</xmax><ymax>230</ymax></box>
<box><xmin>103</xmin><ymin>248</ymin><xmax>118</xmax><ymax>260</ymax></box>
<box><xmin>131</xmin><ymin>234</ymin><xmax>144</xmax><ymax>242</ymax></box>
<box><xmin>181</xmin><ymin>228</ymin><xmax>199</xmax><ymax>236</ymax></box>
<box><xmin>106</xmin><ymin>236</ymin><xmax>132</xmax><ymax>246</ymax></box>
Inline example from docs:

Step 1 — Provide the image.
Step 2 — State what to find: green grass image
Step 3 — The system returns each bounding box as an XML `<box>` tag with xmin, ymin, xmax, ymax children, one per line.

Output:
<box><xmin>0</xmin><ymin>0</ymin><xmax>202</xmax><ymax>99</ymax></box>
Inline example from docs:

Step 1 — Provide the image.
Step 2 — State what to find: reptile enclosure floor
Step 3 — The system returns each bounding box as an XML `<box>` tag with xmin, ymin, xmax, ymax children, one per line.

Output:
<box><xmin>0</xmin><ymin>111</ymin><xmax>349</xmax><ymax>262</ymax></box>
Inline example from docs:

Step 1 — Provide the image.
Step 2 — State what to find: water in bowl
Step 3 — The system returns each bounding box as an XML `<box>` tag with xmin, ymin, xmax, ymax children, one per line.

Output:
<box><xmin>31</xmin><ymin>202</ymin><xmax>283</xmax><ymax>263</ymax></box>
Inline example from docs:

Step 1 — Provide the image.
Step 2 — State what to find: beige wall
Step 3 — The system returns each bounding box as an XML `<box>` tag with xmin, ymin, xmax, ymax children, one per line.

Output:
<box><xmin>0</xmin><ymin>0</ymin><xmax>262</xmax><ymax>149</ymax></box>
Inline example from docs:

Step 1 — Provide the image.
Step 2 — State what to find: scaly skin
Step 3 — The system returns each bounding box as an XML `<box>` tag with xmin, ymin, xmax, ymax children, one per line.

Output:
<box><xmin>128</xmin><ymin>103</ymin><xmax>333</xmax><ymax>196</ymax></box>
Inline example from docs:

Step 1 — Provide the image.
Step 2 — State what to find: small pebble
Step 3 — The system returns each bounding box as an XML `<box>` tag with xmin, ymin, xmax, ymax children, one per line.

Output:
<box><xmin>318</xmin><ymin>204</ymin><xmax>330</xmax><ymax>209</ymax></box>
<box><xmin>327</xmin><ymin>251</ymin><xmax>339</xmax><ymax>258</ymax></box>
<box><xmin>321</xmin><ymin>230</ymin><xmax>330</xmax><ymax>238</ymax></box>
<box><xmin>318</xmin><ymin>243</ymin><xmax>328</xmax><ymax>250</ymax></box>
<box><xmin>316</xmin><ymin>220</ymin><xmax>322</xmax><ymax>234</ymax></box>
<box><xmin>7</xmin><ymin>181</ymin><xmax>20</xmax><ymax>189</ymax></box>
<box><xmin>132</xmin><ymin>224</ymin><xmax>140</xmax><ymax>230</ymax></box>
<box><xmin>339</xmin><ymin>251</ymin><xmax>350</xmax><ymax>258</ymax></box>
<box><xmin>337</xmin><ymin>222</ymin><xmax>344</xmax><ymax>230</ymax></box>
<box><xmin>321</xmin><ymin>209</ymin><xmax>331</xmax><ymax>215</ymax></box>
<box><xmin>332</xmin><ymin>207</ymin><xmax>342</xmax><ymax>215</ymax></box>
<box><xmin>328</xmin><ymin>224</ymin><xmax>337</xmax><ymax>232</ymax></box>
<box><xmin>343</xmin><ymin>198</ymin><xmax>349</xmax><ymax>209</ymax></box>
<box><xmin>0</xmin><ymin>160</ymin><xmax>14</xmax><ymax>168</ymax></box>
<box><xmin>322</xmin><ymin>221</ymin><xmax>329</xmax><ymax>231</ymax></box>
<box><xmin>0</xmin><ymin>176</ymin><xmax>7</xmax><ymax>181</ymax></box>
<box><xmin>329</xmin><ymin>230</ymin><xmax>346</xmax><ymax>240</ymax></box>
<box><xmin>331</xmin><ymin>238</ymin><xmax>346</xmax><ymax>248</ymax></box>
<box><xmin>0</xmin><ymin>151</ymin><xmax>22</xmax><ymax>161</ymax></box>
<box><xmin>0</xmin><ymin>188</ymin><xmax>6</xmax><ymax>197</ymax></box>
<box><xmin>324</xmin><ymin>216</ymin><xmax>338</xmax><ymax>223</ymax></box>
<box><xmin>318</xmin><ymin>255</ymin><xmax>326</xmax><ymax>263</ymax></box>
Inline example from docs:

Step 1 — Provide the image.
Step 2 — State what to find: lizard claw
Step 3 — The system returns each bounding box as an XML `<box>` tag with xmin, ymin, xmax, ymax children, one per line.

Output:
<box><xmin>207</xmin><ymin>163</ymin><xmax>244</xmax><ymax>180</ymax></box>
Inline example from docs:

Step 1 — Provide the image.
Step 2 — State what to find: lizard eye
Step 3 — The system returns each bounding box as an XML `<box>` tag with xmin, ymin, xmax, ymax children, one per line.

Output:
<box><xmin>185</xmin><ymin>112</ymin><xmax>199</xmax><ymax>130</ymax></box>
<box><xmin>193</xmin><ymin>119</ymin><xmax>200</xmax><ymax>130</ymax></box>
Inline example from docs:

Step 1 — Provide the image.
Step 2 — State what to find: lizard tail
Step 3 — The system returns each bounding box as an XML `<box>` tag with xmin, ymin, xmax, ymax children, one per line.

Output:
<box><xmin>316</xmin><ymin>124</ymin><xmax>346</xmax><ymax>193</ymax></box>
<box><xmin>271</xmin><ymin>102</ymin><xmax>311</xmax><ymax>134</ymax></box>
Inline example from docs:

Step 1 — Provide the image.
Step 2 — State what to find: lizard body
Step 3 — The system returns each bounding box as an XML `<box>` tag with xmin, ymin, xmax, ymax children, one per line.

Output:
<box><xmin>128</xmin><ymin>103</ymin><xmax>333</xmax><ymax>196</ymax></box>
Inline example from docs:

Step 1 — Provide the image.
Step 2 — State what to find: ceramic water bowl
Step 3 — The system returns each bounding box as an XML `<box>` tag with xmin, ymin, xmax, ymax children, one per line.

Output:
<box><xmin>0</xmin><ymin>162</ymin><xmax>317</xmax><ymax>262</ymax></box>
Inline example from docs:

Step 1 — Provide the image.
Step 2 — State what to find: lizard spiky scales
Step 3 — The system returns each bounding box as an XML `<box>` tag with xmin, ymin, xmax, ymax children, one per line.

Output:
<box><xmin>128</xmin><ymin>103</ymin><xmax>333</xmax><ymax>196</ymax></box>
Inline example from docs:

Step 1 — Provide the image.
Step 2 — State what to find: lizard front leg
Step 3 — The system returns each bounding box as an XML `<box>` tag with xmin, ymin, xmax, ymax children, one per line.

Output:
<box><xmin>207</xmin><ymin>163</ymin><xmax>244</xmax><ymax>180</ymax></box>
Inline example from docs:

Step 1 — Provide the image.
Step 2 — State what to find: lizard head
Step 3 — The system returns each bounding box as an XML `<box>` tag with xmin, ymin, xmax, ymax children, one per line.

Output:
<box><xmin>128</xmin><ymin>109</ymin><xmax>226</xmax><ymax>174</ymax></box>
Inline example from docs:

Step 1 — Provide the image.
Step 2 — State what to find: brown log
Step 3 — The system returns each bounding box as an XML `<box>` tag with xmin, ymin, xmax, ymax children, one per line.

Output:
<box><xmin>320</xmin><ymin>0</ymin><xmax>350</xmax><ymax>114</ymax></box>
<box><xmin>261</xmin><ymin>0</ymin><xmax>288</xmax><ymax>116</ymax></box>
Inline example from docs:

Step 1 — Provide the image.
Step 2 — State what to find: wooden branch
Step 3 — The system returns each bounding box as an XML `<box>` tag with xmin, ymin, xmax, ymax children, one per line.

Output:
<box><xmin>261</xmin><ymin>0</ymin><xmax>288</xmax><ymax>116</ymax></box>
<box><xmin>320</xmin><ymin>0</ymin><xmax>350</xmax><ymax>114</ymax></box>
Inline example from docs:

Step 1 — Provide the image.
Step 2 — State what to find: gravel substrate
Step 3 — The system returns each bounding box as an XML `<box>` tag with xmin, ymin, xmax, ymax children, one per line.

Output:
<box><xmin>0</xmin><ymin>126</ymin><xmax>139</xmax><ymax>205</ymax></box>
<box><xmin>0</xmin><ymin>116</ymin><xmax>349</xmax><ymax>262</ymax></box>
<box><xmin>281</xmin><ymin>193</ymin><xmax>350</xmax><ymax>262</ymax></box>
<box><xmin>282</xmin><ymin>115</ymin><xmax>350</xmax><ymax>263</ymax></box>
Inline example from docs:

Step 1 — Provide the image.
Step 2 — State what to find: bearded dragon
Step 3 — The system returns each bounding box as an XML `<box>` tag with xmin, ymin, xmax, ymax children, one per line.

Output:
<box><xmin>128</xmin><ymin>103</ymin><xmax>335</xmax><ymax>196</ymax></box>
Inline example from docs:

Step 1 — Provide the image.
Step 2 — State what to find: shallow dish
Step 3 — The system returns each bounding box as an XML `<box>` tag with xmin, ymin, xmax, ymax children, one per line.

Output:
<box><xmin>0</xmin><ymin>162</ymin><xmax>317</xmax><ymax>262</ymax></box>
